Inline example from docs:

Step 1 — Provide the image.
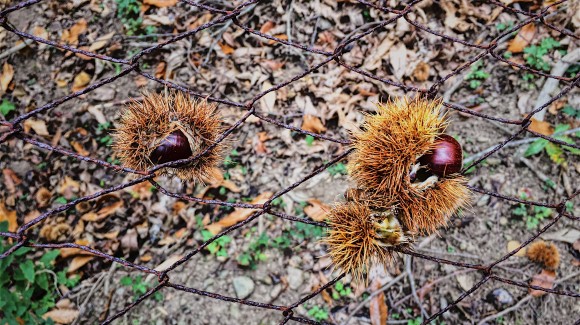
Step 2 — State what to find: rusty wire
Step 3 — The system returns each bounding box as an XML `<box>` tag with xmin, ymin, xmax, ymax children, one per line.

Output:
<box><xmin>0</xmin><ymin>0</ymin><xmax>578</xmax><ymax>324</ymax></box>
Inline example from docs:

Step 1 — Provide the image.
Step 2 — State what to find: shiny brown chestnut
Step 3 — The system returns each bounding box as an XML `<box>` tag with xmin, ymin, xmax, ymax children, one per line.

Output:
<box><xmin>418</xmin><ymin>134</ymin><xmax>462</xmax><ymax>177</ymax></box>
<box><xmin>150</xmin><ymin>130</ymin><xmax>193</xmax><ymax>164</ymax></box>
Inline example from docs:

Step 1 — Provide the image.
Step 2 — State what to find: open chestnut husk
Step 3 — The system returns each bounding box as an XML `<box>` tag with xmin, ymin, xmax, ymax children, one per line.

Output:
<box><xmin>418</xmin><ymin>134</ymin><xmax>462</xmax><ymax>177</ymax></box>
<box><xmin>150</xmin><ymin>130</ymin><xmax>193</xmax><ymax>164</ymax></box>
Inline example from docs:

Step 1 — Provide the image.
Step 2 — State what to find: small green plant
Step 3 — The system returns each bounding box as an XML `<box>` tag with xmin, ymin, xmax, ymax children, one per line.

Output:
<box><xmin>525</xmin><ymin>124</ymin><xmax>580</xmax><ymax>165</ymax></box>
<box><xmin>115</xmin><ymin>0</ymin><xmax>142</xmax><ymax>36</ymax></box>
<box><xmin>115</xmin><ymin>0</ymin><xmax>157</xmax><ymax>36</ymax></box>
<box><xmin>331</xmin><ymin>280</ymin><xmax>352</xmax><ymax>300</ymax></box>
<box><xmin>327</xmin><ymin>162</ymin><xmax>348</xmax><ymax>176</ymax></box>
<box><xmin>511</xmin><ymin>194</ymin><xmax>553</xmax><ymax>229</ymax></box>
<box><xmin>271</xmin><ymin>197</ymin><xmax>287</xmax><ymax>209</ymax></box>
<box><xmin>120</xmin><ymin>275</ymin><xmax>163</xmax><ymax>301</ymax></box>
<box><xmin>305</xmin><ymin>135</ymin><xmax>315</xmax><ymax>146</ymax></box>
<box><xmin>496</xmin><ymin>21</ymin><xmax>514</xmax><ymax>32</ymax></box>
<box><xmin>307</xmin><ymin>305</ymin><xmax>329</xmax><ymax>322</ymax></box>
<box><xmin>0</xmin><ymin>222</ymin><xmax>80</xmax><ymax>325</ymax></box>
<box><xmin>201</xmin><ymin>230</ymin><xmax>231</xmax><ymax>257</ymax></box>
<box><xmin>562</xmin><ymin>105</ymin><xmax>580</xmax><ymax>119</ymax></box>
<box><xmin>523</xmin><ymin>37</ymin><xmax>560</xmax><ymax>72</ymax></box>
<box><xmin>237</xmin><ymin>233</ymin><xmax>269</xmax><ymax>269</ymax></box>
<box><xmin>408</xmin><ymin>317</ymin><xmax>423</xmax><ymax>325</ymax></box>
<box><xmin>96</xmin><ymin>122</ymin><xmax>113</xmax><ymax>146</ymax></box>
<box><xmin>465</xmin><ymin>61</ymin><xmax>490</xmax><ymax>89</ymax></box>
<box><xmin>0</xmin><ymin>98</ymin><xmax>16</xmax><ymax>117</ymax></box>
<box><xmin>290</xmin><ymin>222</ymin><xmax>325</xmax><ymax>241</ymax></box>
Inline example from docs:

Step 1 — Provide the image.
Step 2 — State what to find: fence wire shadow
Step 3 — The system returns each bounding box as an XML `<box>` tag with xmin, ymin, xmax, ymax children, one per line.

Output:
<box><xmin>0</xmin><ymin>0</ymin><xmax>578</xmax><ymax>324</ymax></box>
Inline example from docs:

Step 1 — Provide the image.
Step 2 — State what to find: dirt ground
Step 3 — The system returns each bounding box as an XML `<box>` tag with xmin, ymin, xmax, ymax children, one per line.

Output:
<box><xmin>0</xmin><ymin>0</ymin><xmax>579</xmax><ymax>324</ymax></box>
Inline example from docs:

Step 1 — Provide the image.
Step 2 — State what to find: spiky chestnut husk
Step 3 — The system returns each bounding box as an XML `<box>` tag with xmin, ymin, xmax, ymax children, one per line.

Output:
<box><xmin>347</xmin><ymin>97</ymin><xmax>470</xmax><ymax>235</ymax></box>
<box><xmin>113</xmin><ymin>91</ymin><xmax>224</xmax><ymax>182</ymax></box>
<box><xmin>323</xmin><ymin>199</ymin><xmax>413</xmax><ymax>284</ymax></box>
<box><xmin>526</xmin><ymin>240</ymin><xmax>560</xmax><ymax>270</ymax></box>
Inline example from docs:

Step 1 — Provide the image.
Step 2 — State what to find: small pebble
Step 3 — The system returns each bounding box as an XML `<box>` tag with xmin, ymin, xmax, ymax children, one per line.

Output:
<box><xmin>287</xmin><ymin>266</ymin><xmax>304</xmax><ymax>290</ymax></box>
<box><xmin>486</xmin><ymin>288</ymin><xmax>514</xmax><ymax>310</ymax></box>
<box><xmin>233</xmin><ymin>276</ymin><xmax>255</xmax><ymax>299</ymax></box>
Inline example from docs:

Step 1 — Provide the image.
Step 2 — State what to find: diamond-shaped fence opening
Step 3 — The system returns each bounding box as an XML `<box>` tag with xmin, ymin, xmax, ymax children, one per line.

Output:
<box><xmin>0</xmin><ymin>0</ymin><xmax>578</xmax><ymax>324</ymax></box>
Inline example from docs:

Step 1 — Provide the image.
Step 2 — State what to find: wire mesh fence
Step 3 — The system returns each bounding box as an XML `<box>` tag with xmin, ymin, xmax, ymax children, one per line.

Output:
<box><xmin>0</xmin><ymin>0</ymin><xmax>578</xmax><ymax>324</ymax></box>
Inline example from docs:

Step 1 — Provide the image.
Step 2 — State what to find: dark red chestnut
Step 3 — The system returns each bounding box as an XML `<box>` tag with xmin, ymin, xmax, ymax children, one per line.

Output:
<box><xmin>150</xmin><ymin>130</ymin><xmax>193</xmax><ymax>164</ymax></box>
<box><xmin>418</xmin><ymin>134</ymin><xmax>462</xmax><ymax>177</ymax></box>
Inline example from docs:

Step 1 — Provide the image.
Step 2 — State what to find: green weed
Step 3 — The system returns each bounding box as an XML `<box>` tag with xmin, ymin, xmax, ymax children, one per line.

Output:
<box><xmin>0</xmin><ymin>98</ymin><xmax>15</xmax><ymax>117</ymax></box>
<box><xmin>0</xmin><ymin>222</ymin><xmax>80</xmax><ymax>325</ymax></box>
<box><xmin>307</xmin><ymin>305</ymin><xmax>329</xmax><ymax>322</ymax></box>
<box><xmin>201</xmin><ymin>230</ymin><xmax>231</xmax><ymax>258</ymax></box>
<box><xmin>119</xmin><ymin>275</ymin><xmax>163</xmax><ymax>301</ymax></box>
<box><xmin>465</xmin><ymin>61</ymin><xmax>489</xmax><ymax>89</ymax></box>
<box><xmin>525</xmin><ymin>124</ymin><xmax>580</xmax><ymax>165</ymax></box>
<box><xmin>523</xmin><ymin>37</ymin><xmax>560</xmax><ymax>72</ymax></box>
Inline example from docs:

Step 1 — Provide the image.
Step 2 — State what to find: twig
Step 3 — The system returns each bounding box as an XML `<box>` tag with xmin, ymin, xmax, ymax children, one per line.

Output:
<box><xmin>406</xmin><ymin>255</ymin><xmax>429</xmax><ymax>319</ymax></box>
<box><xmin>463</xmin><ymin>127</ymin><xmax>580</xmax><ymax>166</ymax></box>
<box><xmin>343</xmin><ymin>272</ymin><xmax>407</xmax><ymax>325</ymax></box>
<box><xmin>533</xmin><ymin>48</ymin><xmax>580</xmax><ymax>121</ymax></box>
<box><xmin>0</xmin><ymin>38</ymin><xmax>34</xmax><ymax>60</ymax></box>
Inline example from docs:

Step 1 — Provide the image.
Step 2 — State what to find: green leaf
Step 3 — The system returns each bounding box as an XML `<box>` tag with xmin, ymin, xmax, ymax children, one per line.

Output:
<box><xmin>524</xmin><ymin>139</ymin><xmax>548</xmax><ymax>156</ymax></box>
<box><xmin>305</xmin><ymin>135</ymin><xmax>315</xmax><ymax>146</ymax></box>
<box><xmin>0</xmin><ymin>99</ymin><xmax>16</xmax><ymax>117</ymax></box>
<box><xmin>39</xmin><ymin>250</ymin><xmax>60</xmax><ymax>266</ymax></box>
<box><xmin>553</xmin><ymin>124</ymin><xmax>570</xmax><ymax>133</ymax></box>
<box><xmin>120</xmin><ymin>276</ymin><xmax>133</xmax><ymax>286</ymax></box>
<box><xmin>545</xmin><ymin>142</ymin><xmax>565</xmax><ymax>164</ymax></box>
<box><xmin>20</xmin><ymin>260</ymin><xmax>35</xmax><ymax>283</ymax></box>
<box><xmin>36</xmin><ymin>273</ymin><xmax>49</xmax><ymax>291</ymax></box>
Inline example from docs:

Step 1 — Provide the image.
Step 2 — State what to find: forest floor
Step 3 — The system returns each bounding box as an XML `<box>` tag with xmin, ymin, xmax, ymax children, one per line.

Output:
<box><xmin>0</xmin><ymin>0</ymin><xmax>579</xmax><ymax>324</ymax></box>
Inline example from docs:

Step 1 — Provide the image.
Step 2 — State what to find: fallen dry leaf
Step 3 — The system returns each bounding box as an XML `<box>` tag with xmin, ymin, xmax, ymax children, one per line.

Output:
<box><xmin>155</xmin><ymin>62</ymin><xmax>167</xmax><ymax>79</ymax></box>
<box><xmin>301</xmin><ymin>115</ymin><xmax>327</xmax><ymax>134</ymax></box>
<box><xmin>528</xmin><ymin>118</ymin><xmax>554</xmax><ymax>135</ymax></box>
<box><xmin>369</xmin><ymin>266</ymin><xmax>388</xmax><ymax>325</ymax></box>
<box><xmin>206</xmin><ymin>192</ymin><xmax>273</xmax><ymax>234</ymax></box>
<box><xmin>507</xmin><ymin>240</ymin><xmax>527</xmax><ymax>257</ymax></box>
<box><xmin>61</xmin><ymin>18</ymin><xmax>87</xmax><ymax>45</ymax></box>
<box><xmin>0</xmin><ymin>201</ymin><xmax>17</xmax><ymax>232</ymax></box>
<box><xmin>304</xmin><ymin>199</ymin><xmax>330</xmax><ymax>222</ymax></box>
<box><xmin>71</xmin><ymin>71</ymin><xmax>91</xmax><ymax>92</ymax></box>
<box><xmin>67</xmin><ymin>255</ymin><xmax>93</xmax><ymax>273</ymax></box>
<box><xmin>254</xmin><ymin>132</ymin><xmax>268</xmax><ymax>154</ymax></box>
<box><xmin>219</xmin><ymin>42</ymin><xmax>235</xmax><ymax>55</ymax></box>
<box><xmin>507</xmin><ymin>23</ymin><xmax>536</xmax><ymax>53</ymax></box>
<box><xmin>413</xmin><ymin>61</ymin><xmax>430</xmax><ymax>81</ymax></box>
<box><xmin>260</xmin><ymin>81</ymin><xmax>276</xmax><ymax>112</ymax></box>
<box><xmin>389</xmin><ymin>43</ymin><xmax>408</xmax><ymax>80</ymax></box>
<box><xmin>143</xmin><ymin>0</ymin><xmax>177</xmax><ymax>7</ymax></box>
<box><xmin>154</xmin><ymin>254</ymin><xmax>183</xmax><ymax>272</ymax></box>
<box><xmin>58</xmin><ymin>176</ymin><xmax>80</xmax><ymax>199</ymax></box>
<box><xmin>260</xmin><ymin>21</ymin><xmax>275</xmax><ymax>34</ymax></box>
<box><xmin>71</xmin><ymin>141</ymin><xmax>90</xmax><ymax>156</ymax></box>
<box><xmin>93</xmin><ymin>194</ymin><xmax>123</xmax><ymax>220</ymax></box>
<box><xmin>267</xmin><ymin>34</ymin><xmax>288</xmax><ymax>45</ymax></box>
<box><xmin>2</xmin><ymin>168</ymin><xmax>21</xmax><ymax>194</ymax></box>
<box><xmin>23</xmin><ymin>119</ymin><xmax>50</xmax><ymax>136</ymax></box>
<box><xmin>35</xmin><ymin>187</ymin><xmax>52</xmax><ymax>208</ymax></box>
<box><xmin>529</xmin><ymin>269</ymin><xmax>556</xmax><ymax>297</ymax></box>
<box><xmin>134</xmin><ymin>75</ymin><xmax>149</xmax><ymax>87</ymax></box>
<box><xmin>88</xmin><ymin>31</ymin><xmax>115</xmax><ymax>52</ymax></box>
<box><xmin>0</xmin><ymin>62</ymin><xmax>14</xmax><ymax>94</ymax></box>
<box><xmin>60</xmin><ymin>239</ymin><xmax>92</xmax><ymax>258</ymax></box>
<box><xmin>40</xmin><ymin>223</ymin><xmax>71</xmax><ymax>241</ymax></box>
<box><xmin>43</xmin><ymin>308</ymin><xmax>79</xmax><ymax>324</ymax></box>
